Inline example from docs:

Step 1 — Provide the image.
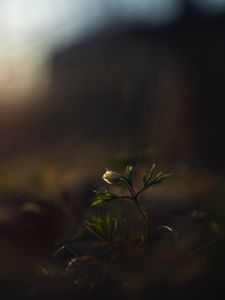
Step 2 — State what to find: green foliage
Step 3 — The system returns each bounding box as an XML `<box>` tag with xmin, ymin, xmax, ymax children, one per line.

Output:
<box><xmin>121</xmin><ymin>165</ymin><xmax>133</xmax><ymax>186</ymax></box>
<box><xmin>85</xmin><ymin>213</ymin><xmax>121</xmax><ymax>241</ymax></box>
<box><xmin>94</xmin><ymin>164</ymin><xmax>171</xmax><ymax>207</ymax></box>
<box><xmin>91</xmin><ymin>190</ymin><xmax>118</xmax><ymax>206</ymax></box>
<box><xmin>143</xmin><ymin>163</ymin><xmax>156</xmax><ymax>187</ymax></box>
<box><xmin>143</xmin><ymin>163</ymin><xmax>172</xmax><ymax>189</ymax></box>
<box><xmin>91</xmin><ymin>163</ymin><xmax>172</xmax><ymax>240</ymax></box>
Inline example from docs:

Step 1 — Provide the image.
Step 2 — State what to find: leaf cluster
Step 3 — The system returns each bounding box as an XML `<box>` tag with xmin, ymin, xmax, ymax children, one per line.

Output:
<box><xmin>85</xmin><ymin>213</ymin><xmax>121</xmax><ymax>241</ymax></box>
<box><xmin>91</xmin><ymin>164</ymin><xmax>172</xmax><ymax>207</ymax></box>
<box><xmin>143</xmin><ymin>163</ymin><xmax>172</xmax><ymax>189</ymax></box>
<box><xmin>92</xmin><ymin>190</ymin><xmax>118</xmax><ymax>206</ymax></box>
<box><xmin>121</xmin><ymin>165</ymin><xmax>133</xmax><ymax>186</ymax></box>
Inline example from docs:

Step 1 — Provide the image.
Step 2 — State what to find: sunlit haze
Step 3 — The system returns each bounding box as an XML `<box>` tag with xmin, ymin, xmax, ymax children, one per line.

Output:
<box><xmin>0</xmin><ymin>0</ymin><xmax>182</xmax><ymax>105</ymax></box>
<box><xmin>0</xmin><ymin>0</ymin><xmax>224</xmax><ymax>105</ymax></box>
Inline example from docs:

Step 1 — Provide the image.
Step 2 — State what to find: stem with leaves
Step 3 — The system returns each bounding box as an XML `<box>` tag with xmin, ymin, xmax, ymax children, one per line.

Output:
<box><xmin>91</xmin><ymin>164</ymin><xmax>172</xmax><ymax>241</ymax></box>
<box><xmin>120</xmin><ymin>177</ymin><xmax>149</xmax><ymax>236</ymax></box>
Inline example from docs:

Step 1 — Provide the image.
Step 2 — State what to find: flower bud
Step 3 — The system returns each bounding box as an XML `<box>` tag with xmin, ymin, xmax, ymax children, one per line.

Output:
<box><xmin>102</xmin><ymin>170</ymin><xmax>121</xmax><ymax>184</ymax></box>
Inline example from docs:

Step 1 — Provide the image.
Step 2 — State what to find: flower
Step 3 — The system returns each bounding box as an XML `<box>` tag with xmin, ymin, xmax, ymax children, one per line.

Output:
<box><xmin>102</xmin><ymin>170</ymin><xmax>121</xmax><ymax>184</ymax></box>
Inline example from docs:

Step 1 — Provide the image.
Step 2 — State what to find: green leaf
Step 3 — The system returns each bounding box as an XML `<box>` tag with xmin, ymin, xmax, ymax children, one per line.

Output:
<box><xmin>91</xmin><ymin>189</ymin><xmax>118</xmax><ymax>206</ymax></box>
<box><xmin>143</xmin><ymin>163</ymin><xmax>156</xmax><ymax>187</ymax></box>
<box><xmin>122</xmin><ymin>165</ymin><xmax>133</xmax><ymax>186</ymax></box>
<box><xmin>91</xmin><ymin>199</ymin><xmax>104</xmax><ymax>206</ymax></box>
<box><xmin>150</xmin><ymin>172</ymin><xmax>172</xmax><ymax>185</ymax></box>
<box><xmin>143</xmin><ymin>163</ymin><xmax>172</xmax><ymax>189</ymax></box>
<box><xmin>85</xmin><ymin>222</ymin><xmax>105</xmax><ymax>240</ymax></box>
<box><xmin>85</xmin><ymin>214</ymin><xmax>121</xmax><ymax>241</ymax></box>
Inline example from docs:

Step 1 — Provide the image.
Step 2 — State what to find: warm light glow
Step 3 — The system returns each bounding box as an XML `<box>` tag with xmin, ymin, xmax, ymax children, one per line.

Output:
<box><xmin>2</xmin><ymin>0</ymin><xmax>221</xmax><ymax>105</ymax></box>
<box><xmin>0</xmin><ymin>0</ymin><xmax>77</xmax><ymax>104</ymax></box>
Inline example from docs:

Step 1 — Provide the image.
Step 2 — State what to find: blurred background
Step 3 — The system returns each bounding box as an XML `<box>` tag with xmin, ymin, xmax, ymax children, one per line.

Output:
<box><xmin>1</xmin><ymin>0</ymin><xmax>225</xmax><ymax>298</ymax></box>
<box><xmin>1</xmin><ymin>0</ymin><xmax>225</xmax><ymax>179</ymax></box>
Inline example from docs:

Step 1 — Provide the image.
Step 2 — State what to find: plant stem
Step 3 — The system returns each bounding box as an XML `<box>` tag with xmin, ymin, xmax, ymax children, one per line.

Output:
<box><xmin>120</xmin><ymin>178</ymin><xmax>149</xmax><ymax>237</ymax></box>
<box><xmin>133</xmin><ymin>196</ymin><xmax>149</xmax><ymax>237</ymax></box>
<box><xmin>120</xmin><ymin>178</ymin><xmax>136</xmax><ymax>198</ymax></box>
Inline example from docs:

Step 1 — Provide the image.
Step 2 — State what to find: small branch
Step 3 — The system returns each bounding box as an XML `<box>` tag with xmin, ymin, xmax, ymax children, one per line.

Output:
<box><xmin>120</xmin><ymin>178</ymin><xmax>136</xmax><ymax>198</ymax></box>
<box><xmin>136</xmin><ymin>187</ymin><xmax>147</xmax><ymax>198</ymax></box>
<box><xmin>120</xmin><ymin>178</ymin><xmax>150</xmax><ymax>239</ymax></box>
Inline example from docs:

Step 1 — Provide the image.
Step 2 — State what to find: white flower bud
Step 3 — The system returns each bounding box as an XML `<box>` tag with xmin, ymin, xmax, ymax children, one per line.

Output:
<box><xmin>102</xmin><ymin>170</ymin><xmax>121</xmax><ymax>184</ymax></box>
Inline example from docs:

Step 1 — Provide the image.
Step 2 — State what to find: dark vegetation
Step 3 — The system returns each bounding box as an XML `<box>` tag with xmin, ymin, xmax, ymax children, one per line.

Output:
<box><xmin>0</xmin><ymin>157</ymin><xmax>225</xmax><ymax>300</ymax></box>
<box><xmin>1</xmin><ymin>6</ymin><xmax>225</xmax><ymax>300</ymax></box>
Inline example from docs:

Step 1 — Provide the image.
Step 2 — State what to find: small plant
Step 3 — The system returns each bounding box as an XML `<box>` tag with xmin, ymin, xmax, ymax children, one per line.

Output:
<box><xmin>92</xmin><ymin>164</ymin><xmax>172</xmax><ymax>239</ymax></box>
<box><xmin>85</xmin><ymin>213</ymin><xmax>121</xmax><ymax>241</ymax></box>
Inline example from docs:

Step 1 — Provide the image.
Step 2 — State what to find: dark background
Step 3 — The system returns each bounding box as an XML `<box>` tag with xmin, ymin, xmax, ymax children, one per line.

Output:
<box><xmin>1</xmin><ymin>1</ymin><xmax>225</xmax><ymax>299</ymax></box>
<box><xmin>1</xmin><ymin>1</ymin><xmax>225</xmax><ymax>175</ymax></box>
